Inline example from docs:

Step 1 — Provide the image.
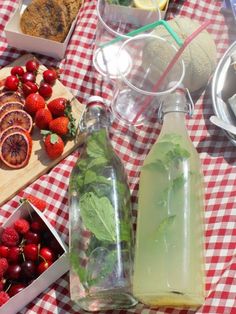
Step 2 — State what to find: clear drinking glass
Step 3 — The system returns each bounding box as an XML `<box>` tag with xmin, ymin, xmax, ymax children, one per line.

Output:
<box><xmin>93</xmin><ymin>0</ymin><xmax>161</xmax><ymax>78</ymax></box>
<box><xmin>111</xmin><ymin>34</ymin><xmax>185</xmax><ymax>125</ymax></box>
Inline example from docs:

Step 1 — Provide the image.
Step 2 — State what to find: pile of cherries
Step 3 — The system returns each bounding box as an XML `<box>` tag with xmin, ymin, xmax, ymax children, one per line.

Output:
<box><xmin>0</xmin><ymin>211</ymin><xmax>63</xmax><ymax>299</ymax></box>
<box><xmin>4</xmin><ymin>59</ymin><xmax>58</xmax><ymax>99</ymax></box>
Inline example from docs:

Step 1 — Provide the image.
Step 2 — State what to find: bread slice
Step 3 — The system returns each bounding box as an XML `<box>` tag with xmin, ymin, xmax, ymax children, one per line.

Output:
<box><xmin>20</xmin><ymin>0</ymin><xmax>70</xmax><ymax>42</ymax></box>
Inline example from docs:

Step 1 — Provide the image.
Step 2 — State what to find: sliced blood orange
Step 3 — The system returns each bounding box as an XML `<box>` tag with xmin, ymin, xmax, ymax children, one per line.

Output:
<box><xmin>0</xmin><ymin>91</ymin><xmax>24</xmax><ymax>106</ymax></box>
<box><xmin>0</xmin><ymin>131</ymin><xmax>32</xmax><ymax>169</ymax></box>
<box><xmin>0</xmin><ymin>126</ymin><xmax>26</xmax><ymax>143</ymax></box>
<box><xmin>0</xmin><ymin>109</ymin><xmax>33</xmax><ymax>133</ymax></box>
<box><xmin>0</xmin><ymin>101</ymin><xmax>24</xmax><ymax>119</ymax></box>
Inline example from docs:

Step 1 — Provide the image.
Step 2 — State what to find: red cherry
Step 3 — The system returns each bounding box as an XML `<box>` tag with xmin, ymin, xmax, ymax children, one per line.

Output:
<box><xmin>24</xmin><ymin>231</ymin><xmax>41</xmax><ymax>244</ymax></box>
<box><xmin>4</xmin><ymin>75</ymin><xmax>19</xmax><ymax>91</ymax></box>
<box><xmin>21</xmin><ymin>260</ymin><xmax>36</xmax><ymax>279</ymax></box>
<box><xmin>43</xmin><ymin>69</ymin><xmax>57</xmax><ymax>85</ymax></box>
<box><xmin>38</xmin><ymin>82</ymin><xmax>53</xmax><ymax>99</ymax></box>
<box><xmin>39</xmin><ymin>247</ymin><xmax>55</xmax><ymax>262</ymax></box>
<box><xmin>11</xmin><ymin>66</ymin><xmax>25</xmax><ymax>77</ymax></box>
<box><xmin>8</xmin><ymin>283</ymin><xmax>26</xmax><ymax>297</ymax></box>
<box><xmin>21</xmin><ymin>72</ymin><xmax>36</xmax><ymax>83</ymax></box>
<box><xmin>25</xmin><ymin>59</ymin><xmax>39</xmax><ymax>73</ymax></box>
<box><xmin>7</xmin><ymin>264</ymin><xmax>21</xmax><ymax>280</ymax></box>
<box><xmin>0</xmin><ymin>278</ymin><xmax>6</xmax><ymax>291</ymax></box>
<box><xmin>23</xmin><ymin>244</ymin><xmax>38</xmax><ymax>261</ymax></box>
<box><xmin>22</xmin><ymin>81</ymin><xmax>38</xmax><ymax>97</ymax></box>
<box><xmin>0</xmin><ymin>246</ymin><xmax>9</xmax><ymax>258</ymax></box>
<box><xmin>37</xmin><ymin>260</ymin><xmax>52</xmax><ymax>275</ymax></box>
<box><xmin>30</xmin><ymin>219</ymin><xmax>46</xmax><ymax>233</ymax></box>
<box><xmin>8</xmin><ymin>247</ymin><xmax>21</xmax><ymax>263</ymax></box>
<box><xmin>49</xmin><ymin>237</ymin><xmax>63</xmax><ymax>255</ymax></box>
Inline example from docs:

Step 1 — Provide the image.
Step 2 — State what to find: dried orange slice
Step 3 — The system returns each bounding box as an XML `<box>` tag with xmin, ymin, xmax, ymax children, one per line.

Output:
<box><xmin>0</xmin><ymin>109</ymin><xmax>33</xmax><ymax>133</ymax></box>
<box><xmin>0</xmin><ymin>131</ymin><xmax>32</xmax><ymax>169</ymax></box>
<box><xmin>0</xmin><ymin>101</ymin><xmax>24</xmax><ymax>119</ymax></box>
<box><xmin>0</xmin><ymin>126</ymin><xmax>26</xmax><ymax>143</ymax></box>
<box><xmin>0</xmin><ymin>91</ymin><xmax>24</xmax><ymax>106</ymax></box>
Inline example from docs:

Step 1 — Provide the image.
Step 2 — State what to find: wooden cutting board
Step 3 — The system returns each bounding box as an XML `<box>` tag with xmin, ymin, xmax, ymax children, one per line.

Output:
<box><xmin>0</xmin><ymin>54</ymin><xmax>85</xmax><ymax>206</ymax></box>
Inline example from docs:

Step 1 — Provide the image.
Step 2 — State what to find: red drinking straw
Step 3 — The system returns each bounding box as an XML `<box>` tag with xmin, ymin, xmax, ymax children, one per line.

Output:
<box><xmin>132</xmin><ymin>20</ymin><xmax>211</xmax><ymax>125</ymax></box>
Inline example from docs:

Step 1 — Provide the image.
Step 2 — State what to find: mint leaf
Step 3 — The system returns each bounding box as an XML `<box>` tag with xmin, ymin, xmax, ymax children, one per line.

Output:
<box><xmin>86</xmin><ymin>156</ymin><xmax>108</xmax><ymax>169</ymax></box>
<box><xmin>87</xmin><ymin>130</ymin><xmax>112</xmax><ymax>160</ymax></box>
<box><xmin>86</xmin><ymin>249</ymin><xmax>117</xmax><ymax>287</ymax></box>
<box><xmin>172</xmin><ymin>174</ymin><xmax>185</xmax><ymax>191</ymax></box>
<box><xmin>154</xmin><ymin>215</ymin><xmax>176</xmax><ymax>242</ymax></box>
<box><xmin>77</xmin><ymin>158</ymin><xmax>88</xmax><ymax>172</ymax></box>
<box><xmin>120</xmin><ymin>221</ymin><xmax>131</xmax><ymax>242</ymax></box>
<box><xmin>107</xmin><ymin>0</ymin><xmax>132</xmax><ymax>5</ymax></box>
<box><xmin>143</xmin><ymin>134</ymin><xmax>190</xmax><ymax>172</ymax></box>
<box><xmin>84</xmin><ymin>170</ymin><xmax>111</xmax><ymax>186</ymax></box>
<box><xmin>69</xmin><ymin>250</ymin><xmax>86</xmax><ymax>283</ymax></box>
<box><xmin>79</xmin><ymin>192</ymin><xmax>116</xmax><ymax>242</ymax></box>
<box><xmin>142</xmin><ymin>159</ymin><xmax>166</xmax><ymax>172</ymax></box>
<box><xmin>159</xmin><ymin>133</ymin><xmax>183</xmax><ymax>145</ymax></box>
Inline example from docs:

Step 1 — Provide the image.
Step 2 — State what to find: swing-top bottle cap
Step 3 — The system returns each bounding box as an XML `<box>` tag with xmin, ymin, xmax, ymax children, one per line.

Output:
<box><xmin>167</xmin><ymin>81</ymin><xmax>185</xmax><ymax>94</ymax></box>
<box><xmin>87</xmin><ymin>96</ymin><xmax>106</xmax><ymax>109</ymax></box>
<box><xmin>157</xmin><ymin>82</ymin><xmax>194</xmax><ymax>123</ymax></box>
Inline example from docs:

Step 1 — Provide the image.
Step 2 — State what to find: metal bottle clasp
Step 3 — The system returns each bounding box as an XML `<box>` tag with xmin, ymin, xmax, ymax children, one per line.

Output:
<box><xmin>157</xmin><ymin>87</ymin><xmax>194</xmax><ymax>123</ymax></box>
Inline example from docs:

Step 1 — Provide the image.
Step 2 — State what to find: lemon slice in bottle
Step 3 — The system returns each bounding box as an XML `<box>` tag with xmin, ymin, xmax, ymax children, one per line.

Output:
<box><xmin>133</xmin><ymin>0</ymin><xmax>168</xmax><ymax>10</ymax></box>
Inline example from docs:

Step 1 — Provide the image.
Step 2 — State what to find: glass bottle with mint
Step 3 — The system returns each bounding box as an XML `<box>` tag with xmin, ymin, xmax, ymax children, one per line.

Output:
<box><xmin>68</xmin><ymin>96</ymin><xmax>137</xmax><ymax>311</ymax></box>
<box><xmin>133</xmin><ymin>85</ymin><xmax>206</xmax><ymax>308</ymax></box>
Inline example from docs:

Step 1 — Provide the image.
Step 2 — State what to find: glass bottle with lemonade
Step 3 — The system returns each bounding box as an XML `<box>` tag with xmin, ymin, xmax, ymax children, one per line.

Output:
<box><xmin>133</xmin><ymin>85</ymin><xmax>206</xmax><ymax>308</ymax></box>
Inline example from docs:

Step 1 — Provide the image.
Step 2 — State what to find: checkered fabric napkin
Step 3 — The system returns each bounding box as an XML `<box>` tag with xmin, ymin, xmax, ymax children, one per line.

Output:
<box><xmin>0</xmin><ymin>1</ymin><xmax>235</xmax><ymax>313</ymax></box>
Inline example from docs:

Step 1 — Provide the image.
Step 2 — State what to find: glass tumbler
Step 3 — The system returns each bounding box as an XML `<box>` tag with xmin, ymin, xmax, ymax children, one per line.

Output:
<box><xmin>111</xmin><ymin>34</ymin><xmax>186</xmax><ymax>125</ymax></box>
<box><xmin>93</xmin><ymin>0</ymin><xmax>161</xmax><ymax>78</ymax></box>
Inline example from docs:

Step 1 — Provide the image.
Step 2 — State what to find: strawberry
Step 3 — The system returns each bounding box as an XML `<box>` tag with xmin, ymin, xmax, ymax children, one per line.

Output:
<box><xmin>47</xmin><ymin>97</ymin><xmax>67</xmax><ymax>117</ymax></box>
<box><xmin>44</xmin><ymin>133</ymin><xmax>64</xmax><ymax>159</ymax></box>
<box><xmin>35</xmin><ymin>108</ymin><xmax>53</xmax><ymax>130</ymax></box>
<box><xmin>21</xmin><ymin>195</ymin><xmax>47</xmax><ymax>212</ymax></box>
<box><xmin>24</xmin><ymin>93</ymin><xmax>45</xmax><ymax>116</ymax></box>
<box><xmin>49</xmin><ymin>117</ymin><xmax>69</xmax><ymax>137</ymax></box>
<box><xmin>48</xmin><ymin>100</ymin><xmax>76</xmax><ymax>137</ymax></box>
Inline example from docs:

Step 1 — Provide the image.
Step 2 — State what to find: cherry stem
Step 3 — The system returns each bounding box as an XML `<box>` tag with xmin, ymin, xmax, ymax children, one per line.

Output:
<box><xmin>5</xmin><ymin>281</ymin><xmax>12</xmax><ymax>293</ymax></box>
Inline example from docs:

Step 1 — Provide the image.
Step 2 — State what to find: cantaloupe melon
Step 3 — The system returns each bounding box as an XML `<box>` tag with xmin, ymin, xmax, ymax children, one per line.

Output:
<box><xmin>143</xmin><ymin>17</ymin><xmax>217</xmax><ymax>92</ymax></box>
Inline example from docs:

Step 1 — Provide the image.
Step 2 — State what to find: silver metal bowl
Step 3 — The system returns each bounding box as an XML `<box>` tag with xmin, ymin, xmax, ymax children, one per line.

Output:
<box><xmin>211</xmin><ymin>41</ymin><xmax>236</xmax><ymax>145</ymax></box>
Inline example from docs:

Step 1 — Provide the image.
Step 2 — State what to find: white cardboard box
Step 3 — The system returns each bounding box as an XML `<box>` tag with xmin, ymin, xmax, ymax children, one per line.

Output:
<box><xmin>0</xmin><ymin>201</ymin><xmax>69</xmax><ymax>314</ymax></box>
<box><xmin>4</xmin><ymin>0</ymin><xmax>78</xmax><ymax>60</ymax></box>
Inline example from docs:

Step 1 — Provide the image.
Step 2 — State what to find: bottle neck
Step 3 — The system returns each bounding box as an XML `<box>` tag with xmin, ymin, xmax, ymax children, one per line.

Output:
<box><xmin>161</xmin><ymin>111</ymin><xmax>188</xmax><ymax>135</ymax></box>
<box><xmin>81</xmin><ymin>104</ymin><xmax>110</xmax><ymax>134</ymax></box>
<box><xmin>159</xmin><ymin>91</ymin><xmax>190</xmax><ymax>136</ymax></box>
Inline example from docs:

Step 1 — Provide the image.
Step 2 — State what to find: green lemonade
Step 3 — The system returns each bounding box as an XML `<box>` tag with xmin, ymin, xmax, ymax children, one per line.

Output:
<box><xmin>133</xmin><ymin>111</ymin><xmax>205</xmax><ymax>308</ymax></box>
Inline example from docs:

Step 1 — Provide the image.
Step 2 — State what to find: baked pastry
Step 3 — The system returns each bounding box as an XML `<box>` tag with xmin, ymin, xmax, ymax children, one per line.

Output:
<box><xmin>63</xmin><ymin>0</ymin><xmax>82</xmax><ymax>24</ymax></box>
<box><xmin>20</xmin><ymin>0</ymin><xmax>82</xmax><ymax>42</ymax></box>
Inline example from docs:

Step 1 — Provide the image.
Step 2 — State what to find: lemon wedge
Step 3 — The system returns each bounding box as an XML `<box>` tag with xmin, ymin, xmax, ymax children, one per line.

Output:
<box><xmin>133</xmin><ymin>0</ymin><xmax>168</xmax><ymax>10</ymax></box>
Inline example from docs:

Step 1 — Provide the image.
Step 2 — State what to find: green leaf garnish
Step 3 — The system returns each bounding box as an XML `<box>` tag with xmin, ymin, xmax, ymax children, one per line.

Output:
<box><xmin>79</xmin><ymin>192</ymin><xmax>116</xmax><ymax>242</ymax></box>
<box><xmin>143</xmin><ymin>134</ymin><xmax>190</xmax><ymax>172</ymax></box>
<box><xmin>69</xmin><ymin>250</ymin><xmax>86</xmax><ymax>283</ymax></box>
<box><xmin>86</xmin><ymin>249</ymin><xmax>117</xmax><ymax>287</ymax></box>
<box><xmin>154</xmin><ymin>215</ymin><xmax>176</xmax><ymax>242</ymax></box>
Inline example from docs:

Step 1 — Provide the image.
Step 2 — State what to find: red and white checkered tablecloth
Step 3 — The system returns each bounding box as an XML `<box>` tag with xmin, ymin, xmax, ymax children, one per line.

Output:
<box><xmin>0</xmin><ymin>0</ymin><xmax>235</xmax><ymax>313</ymax></box>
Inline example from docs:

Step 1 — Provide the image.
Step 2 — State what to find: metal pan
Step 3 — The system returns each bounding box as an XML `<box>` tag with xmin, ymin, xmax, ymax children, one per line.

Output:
<box><xmin>211</xmin><ymin>41</ymin><xmax>236</xmax><ymax>145</ymax></box>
